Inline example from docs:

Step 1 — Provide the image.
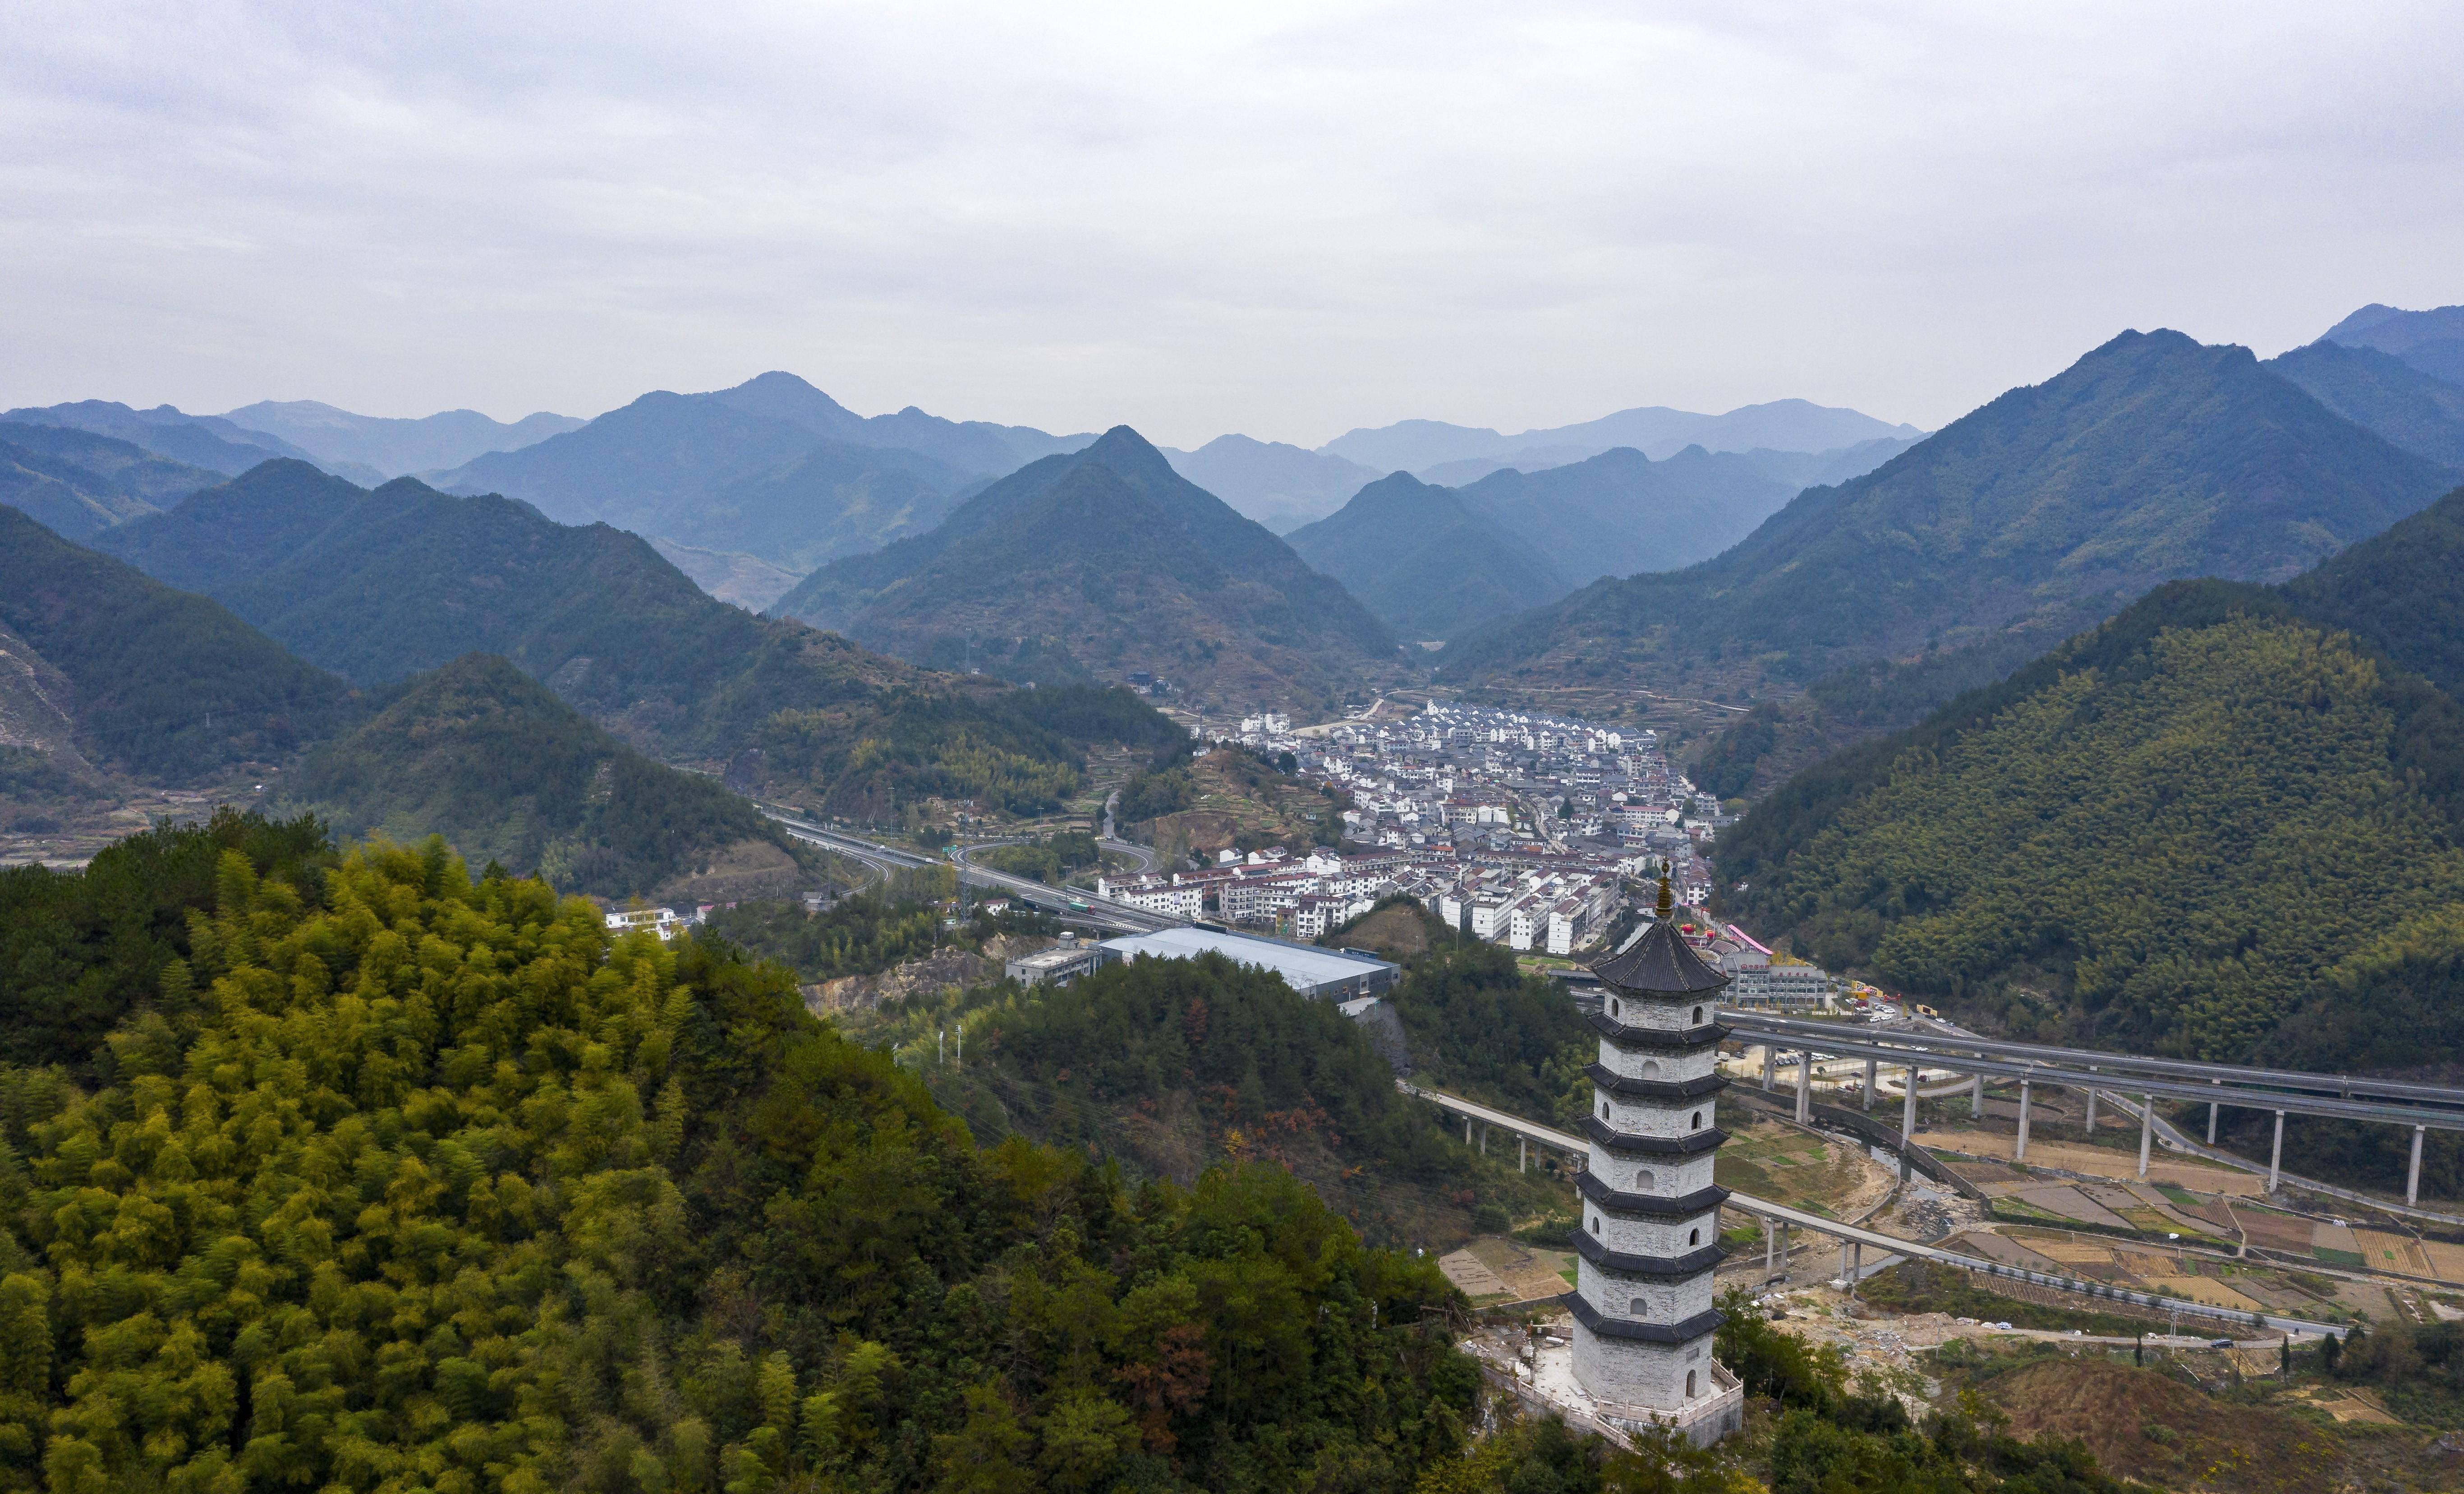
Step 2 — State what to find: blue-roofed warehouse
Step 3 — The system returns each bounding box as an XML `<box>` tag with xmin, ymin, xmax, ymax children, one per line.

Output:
<box><xmin>1095</xmin><ymin>927</ymin><xmax>1398</xmax><ymax>1000</ymax></box>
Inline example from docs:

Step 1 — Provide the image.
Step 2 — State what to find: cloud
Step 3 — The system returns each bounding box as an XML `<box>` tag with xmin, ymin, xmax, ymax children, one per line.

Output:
<box><xmin>3</xmin><ymin>0</ymin><xmax>2459</xmax><ymax>444</ymax></box>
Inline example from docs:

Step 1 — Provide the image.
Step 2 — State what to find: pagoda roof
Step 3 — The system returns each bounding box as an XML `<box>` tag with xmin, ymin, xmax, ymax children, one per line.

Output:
<box><xmin>1591</xmin><ymin>918</ymin><xmax>1729</xmax><ymax>996</ymax></box>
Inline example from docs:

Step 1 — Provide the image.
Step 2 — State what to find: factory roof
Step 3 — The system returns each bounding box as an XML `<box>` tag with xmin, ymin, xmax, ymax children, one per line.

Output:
<box><xmin>1097</xmin><ymin>927</ymin><xmax>1397</xmax><ymax>996</ymax></box>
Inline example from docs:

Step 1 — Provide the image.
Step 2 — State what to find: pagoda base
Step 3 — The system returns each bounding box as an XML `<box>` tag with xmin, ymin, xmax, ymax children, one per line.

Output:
<box><xmin>1466</xmin><ymin>1328</ymin><xmax>1745</xmax><ymax>1449</ymax></box>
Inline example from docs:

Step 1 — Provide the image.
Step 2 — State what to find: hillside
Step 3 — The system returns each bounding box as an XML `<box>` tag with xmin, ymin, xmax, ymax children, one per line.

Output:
<box><xmin>0</xmin><ymin>504</ymin><xmax>354</xmax><ymax>782</ymax></box>
<box><xmin>1160</xmin><ymin>433</ymin><xmax>1379</xmax><ymax>532</ymax></box>
<box><xmin>1715</xmin><ymin>571</ymin><xmax>2464</xmax><ymax>1081</ymax></box>
<box><xmin>906</xmin><ymin>946</ymin><xmax>1564</xmax><ymax>1246</ymax></box>
<box><xmin>1284</xmin><ymin>472</ymin><xmax>1569</xmax><ymax>639</ymax></box>
<box><xmin>2266</xmin><ymin>339</ymin><xmax>2464</xmax><ymax>469</ymax></box>
<box><xmin>283</xmin><ymin>653</ymin><xmax>797</xmax><ymax>899</ymax></box>
<box><xmin>1440</xmin><ymin>329</ymin><xmax>2459</xmax><ymax>698</ymax></box>
<box><xmin>0</xmin><ymin>816</ymin><xmax>1481</xmax><ymax>1494</ymax></box>
<box><xmin>85</xmin><ymin>461</ymin><xmax>1180</xmax><ymax>820</ymax></box>
<box><xmin>2323</xmin><ymin>301</ymin><xmax>2464</xmax><ymax>387</ymax></box>
<box><xmin>772</xmin><ymin>426</ymin><xmax>1404</xmax><ymax>712</ymax></box>
<box><xmin>221</xmin><ymin>397</ymin><xmax>583</xmax><ymax>475</ymax></box>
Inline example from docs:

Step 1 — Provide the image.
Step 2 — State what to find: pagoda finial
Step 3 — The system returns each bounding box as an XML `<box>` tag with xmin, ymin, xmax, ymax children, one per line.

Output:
<box><xmin>1655</xmin><ymin>874</ymin><xmax>1674</xmax><ymax>923</ymax></box>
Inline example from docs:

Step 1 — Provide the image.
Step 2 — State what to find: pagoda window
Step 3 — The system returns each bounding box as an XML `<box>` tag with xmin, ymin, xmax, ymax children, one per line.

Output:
<box><xmin>1690</xmin><ymin>1110</ymin><xmax>1702</xmax><ymax>1130</ymax></box>
<box><xmin>1633</xmin><ymin>1168</ymin><xmax>1655</xmax><ymax>1189</ymax></box>
<box><xmin>1691</xmin><ymin>1005</ymin><xmax>1705</xmax><ymax>1024</ymax></box>
<box><xmin>1688</xmin><ymin>1227</ymin><xmax>1701</xmax><ymax>1246</ymax></box>
<box><xmin>1687</xmin><ymin>1370</ymin><xmax>1699</xmax><ymax>1397</ymax></box>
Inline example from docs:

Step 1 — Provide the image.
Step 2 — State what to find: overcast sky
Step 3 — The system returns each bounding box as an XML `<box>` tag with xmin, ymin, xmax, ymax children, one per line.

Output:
<box><xmin>4</xmin><ymin>1</ymin><xmax>2460</xmax><ymax>447</ymax></box>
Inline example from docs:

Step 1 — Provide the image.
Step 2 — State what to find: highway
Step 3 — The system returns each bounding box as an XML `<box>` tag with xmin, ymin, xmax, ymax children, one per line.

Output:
<box><xmin>1396</xmin><ymin>1080</ymin><xmax>2349</xmax><ymax>1340</ymax></box>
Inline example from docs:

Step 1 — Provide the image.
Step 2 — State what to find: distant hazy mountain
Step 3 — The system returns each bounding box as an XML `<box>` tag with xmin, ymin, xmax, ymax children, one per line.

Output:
<box><xmin>285</xmin><ymin>651</ymin><xmax>791</xmax><ymax>899</ymax></box>
<box><xmin>220</xmin><ymin>399</ymin><xmax>584</xmax><ymax>476</ymax></box>
<box><xmin>2323</xmin><ymin>303</ymin><xmax>2464</xmax><ymax>388</ymax></box>
<box><xmin>1732</xmin><ymin>437</ymin><xmax>1927</xmax><ymax>491</ymax></box>
<box><xmin>0</xmin><ymin>422</ymin><xmax>223</xmax><ymax>540</ymax></box>
<box><xmin>1159</xmin><ymin>435</ymin><xmax>1381</xmax><ymax>533</ymax></box>
<box><xmin>1439</xmin><ymin>329</ymin><xmax>2458</xmax><ymax>696</ymax></box>
<box><xmin>1</xmin><ymin>399</ymin><xmax>382</xmax><ymax>484</ymax></box>
<box><xmin>772</xmin><ymin>427</ymin><xmax>1400</xmax><ymax>711</ymax></box>
<box><xmin>1453</xmin><ymin>447</ymin><xmax>1802</xmax><ymax>586</ymax></box>
<box><xmin>1410</xmin><ymin>446</ymin><xmax>1606</xmax><ymax>487</ymax></box>
<box><xmin>1284</xmin><ymin>473</ymin><xmax>1571</xmax><ymax>640</ymax></box>
<box><xmin>0</xmin><ymin>504</ymin><xmax>353</xmax><ymax>782</ymax></box>
<box><xmin>2266</xmin><ymin>340</ymin><xmax>2464</xmax><ymax>470</ymax></box>
<box><xmin>1318</xmin><ymin>399</ymin><xmax>1922</xmax><ymax>475</ymax></box>
<box><xmin>428</xmin><ymin>373</ymin><xmax>1092</xmax><ymax>571</ymax></box>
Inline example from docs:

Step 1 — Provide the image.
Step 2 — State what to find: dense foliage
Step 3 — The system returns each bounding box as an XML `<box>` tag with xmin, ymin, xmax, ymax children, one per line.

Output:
<box><xmin>1378</xmin><ymin>926</ymin><xmax>1594</xmax><ymax>1129</ymax></box>
<box><xmin>0</xmin><ymin>810</ymin><xmax>330</xmax><ymax>1079</ymax></box>
<box><xmin>1114</xmin><ymin>768</ymin><xmax>1194</xmax><ymax>825</ymax></box>
<box><xmin>977</xmin><ymin>832</ymin><xmax>1100</xmax><ymax>885</ymax></box>
<box><xmin>1441</xmin><ymin>329</ymin><xmax>2452</xmax><ymax>695</ymax></box>
<box><xmin>0</xmin><ymin>506</ymin><xmax>355</xmax><ymax>781</ymax></box>
<box><xmin>700</xmin><ymin>871</ymin><xmax>970</xmax><ymax>983</ymax></box>
<box><xmin>285</xmin><ymin>654</ymin><xmax>786</xmax><ymax>899</ymax></box>
<box><xmin>0</xmin><ymin>822</ymin><xmax>1484</xmax><ymax>1494</ymax></box>
<box><xmin>1727</xmin><ymin>599</ymin><xmax>2464</xmax><ymax>1063</ymax></box>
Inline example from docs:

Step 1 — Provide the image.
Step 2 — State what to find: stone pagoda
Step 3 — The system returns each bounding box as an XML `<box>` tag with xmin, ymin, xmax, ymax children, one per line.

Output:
<box><xmin>1565</xmin><ymin>878</ymin><xmax>1744</xmax><ymax>1445</ymax></box>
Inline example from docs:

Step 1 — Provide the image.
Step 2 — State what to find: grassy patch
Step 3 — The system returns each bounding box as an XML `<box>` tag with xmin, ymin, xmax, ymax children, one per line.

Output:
<box><xmin>1864</xmin><ymin>1261</ymin><xmax>2160</xmax><ymax>1335</ymax></box>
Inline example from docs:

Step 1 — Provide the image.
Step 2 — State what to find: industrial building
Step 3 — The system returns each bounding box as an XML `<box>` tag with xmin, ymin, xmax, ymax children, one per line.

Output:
<box><xmin>1094</xmin><ymin>927</ymin><xmax>1398</xmax><ymax>1000</ymax></box>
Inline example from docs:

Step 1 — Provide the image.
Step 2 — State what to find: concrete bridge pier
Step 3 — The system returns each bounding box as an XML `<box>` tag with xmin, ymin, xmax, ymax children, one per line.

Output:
<box><xmin>1763</xmin><ymin>1045</ymin><xmax>1776</xmax><ymax>1090</ymax></box>
<box><xmin>2016</xmin><ymin>1081</ymin><xmax>2033</xmax><ymax>1162</ymax></box>
<box><xmin>2138</xmin><ymin>1094</ymin><xmax>2153</xmax><ymax>1178</ymax></box>
<box><xmin>1863</xmin><ymin>1058</ymin><xmax>1877</xmax><ymax>1111</ymax></box>
<box><xmin>2410</xmin><ymin>1125</ymin><xmax>2425</xmax><ymax>1206</ymax></box>
<box><xmin>1520</xmin><ymin>1135</ymin><xmax>1528</xmax><ymax>1174</ymax></box>
<box><xmin>1795</xmin><ymin>1048</ymin><xmax>1812</xmax><ymax>1123</ymax></box>
<box><xmin>1901</xmin><ymin>1065</ymin><xmax>1919</xmax><ymax>1162</ymax></box>
<box><xmin>2269</xmin><ymin>1111</ymin><xmax>2285</xmax><ymax>1193</ymax></box>
<box><xmin>2085</xmin><ymin>1087</ymin><xmax>2098</xmax><ymax>1131</ymax></box>
<box><xmin>1971</xmin><ymin>1073</ymin><xmax>1983</xmax><ymax>1118</ymax></box>
<box><xmin>2209</xmin><ymin>1079</ymin><xmax>2221</xmax><ymax>1144</ymax></box>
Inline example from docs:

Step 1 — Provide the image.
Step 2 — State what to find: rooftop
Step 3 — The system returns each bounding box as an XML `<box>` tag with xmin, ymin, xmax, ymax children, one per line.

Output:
<box><xmin>1097</xmin><ymin>926</ymin><xmax>1397</xmax><ymax>994</ymax></box>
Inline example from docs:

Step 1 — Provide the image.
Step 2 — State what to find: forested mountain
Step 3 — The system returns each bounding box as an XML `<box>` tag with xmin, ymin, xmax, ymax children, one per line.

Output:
<box><xmin>1284</xmin><ymin>472</ymin><xmax>1571</xmax><ymax>639</ymax></box>
<box><xmin>0</xmin><ymin>421</ymin><xmax>223</xmax><ymax>539</ymax></box>
<box><xmin>0</xmin><ymin>504</ymin><xmax>353</xmax><ymax>782</ymax></box>
<box><xmin>284</xmin><ymin>652</ymin><xmax>793</xmax><ymax>898</ymax></box>
<box><xmin>221</xmin><ymin>397</ymin><xmax>583</xmax><ymax>475</ymax></box>
<box><xmin>772</xmin><ymin>426</ymin><xmax>1404</xmax><ymax>711</ymax></box>
<box><xmin>0</xmin><ymin>398</ymin><xmax>377</xmax><ymax>482</ymax></box>
<box><xmin>2323</xmin><ymin>301</ymin><xmax>2464</xmax><ymax>387</ymax></box>
<box><xmin>1715</xmin><ymin>577</ymin><xmax>2464</xmax><ymax>1084</ymax></box>
<box><xmin>1158</xmin><ymin>433</ymin><xmax>1379</xmax><ymax>532</ymax></box>
<box><xmin>86</xmin><ymin>461</ymin><xmax>1179</xmax><ymax>817</ymax></box>
<box><xmin>0</xmin><ymin>817</ymin><xmax>1486</xmax><ymax>1494</ymax></box>
<box><xmin>426</xmin><ymin>372</ymin><xmax>1094</xmax><ymax>569</ymax></box>
<box><xmin>1440</xmin><ymin>329</ymin><xmax>2458</xmax><ymax>697</ymax></box>
<box><xmin>2266</xmin><ymin>339</ymin><xmax>2464</xmax><ymax>469</ymax></box>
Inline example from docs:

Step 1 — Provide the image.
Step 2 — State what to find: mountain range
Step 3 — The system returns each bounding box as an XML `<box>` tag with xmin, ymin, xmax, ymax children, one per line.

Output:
<box><xmin>220</xmin><ymin>399</ymin><xmax>584</xmax><ymax>475</ymax></box>
<box><xmin>1</xmin><ymin>399</ymin><xmax>380</xmax><ymax>483</ymax></box>
<box><xmin>1283</xmin><ymin>444</ymin><xmax>1819</xmax><ymax>640</ymax></box>
<box><xmin>1319</xmin><ymin>397</ymin><xmax>1924</xmax><ymax>476</ymax></box>
<box><xmin>2323</xmin><ymin>302</ymin><xmax>2464</xmax><ymax>388</ymax></box>
<box><xmin>769</xmin><ymin>426</ymin><xmax>1402</xmax><ymax>710</ymax></box>
<box><xmin>1439</xmin><ymin>329</ymin><xmax>2461</xmax><ymax>701</ymax></box>
<box><xmin>0</xmin><ymin>421</ymin><xmax>223</xmax><ymax>540</ymax></box>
